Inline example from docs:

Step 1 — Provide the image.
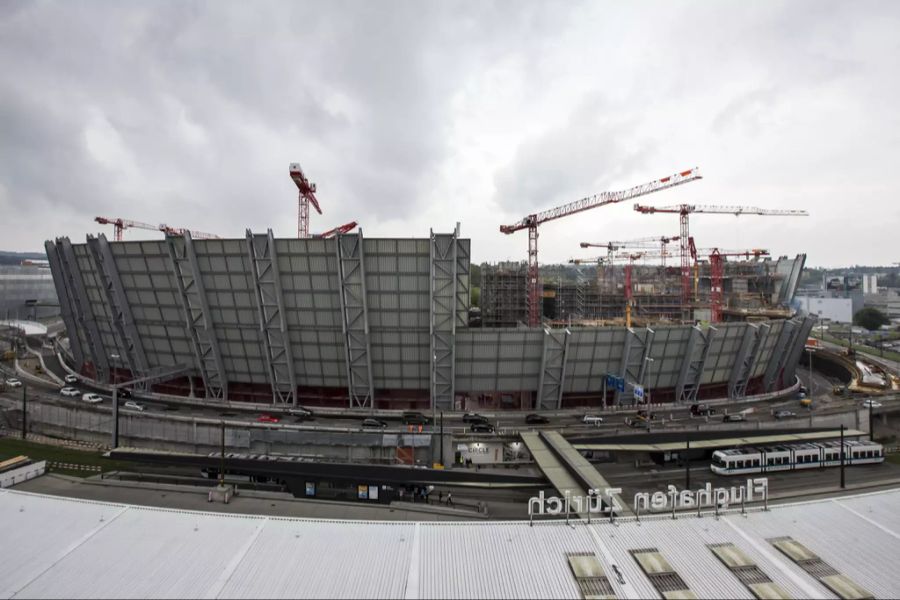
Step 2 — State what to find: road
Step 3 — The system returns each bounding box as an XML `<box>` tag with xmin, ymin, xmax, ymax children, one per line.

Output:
<box><xmin>4</xmin><ymin>333</ymin><xmax>897</xmax><ymax>440</ymax></box>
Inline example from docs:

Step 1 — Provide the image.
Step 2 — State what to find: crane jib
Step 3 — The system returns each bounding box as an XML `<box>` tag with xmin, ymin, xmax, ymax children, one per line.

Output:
<box><xmin>499</xmin><ymin>168</ymin><xmax>702</xmax><ymax>234</ymax></box>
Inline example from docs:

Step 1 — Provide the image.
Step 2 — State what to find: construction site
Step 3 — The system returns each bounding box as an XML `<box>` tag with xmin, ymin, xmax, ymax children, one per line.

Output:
<box><xmin>44</xmin><ymin>165</ymin><xmax>815</xmax><ymax>410</ymax></box>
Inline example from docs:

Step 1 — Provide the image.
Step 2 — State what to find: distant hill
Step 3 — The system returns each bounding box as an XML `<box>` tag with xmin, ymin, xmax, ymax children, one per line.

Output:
<box><xmin>0</xmin><ymin>251</ymin><xmax>47</xmax><ymax>266</ymax></box>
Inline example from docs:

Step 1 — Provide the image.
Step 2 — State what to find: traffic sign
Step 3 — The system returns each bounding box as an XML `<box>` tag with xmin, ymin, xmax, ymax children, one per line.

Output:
<box><xmin>633</xmin><ymin>385</ymin><xmax>644</xmax><ymax>401</ymax></box>
<box><xmin>617</xmin><ymin>378</ymin><xmax>625</xmax><ymax>392</ymax></box>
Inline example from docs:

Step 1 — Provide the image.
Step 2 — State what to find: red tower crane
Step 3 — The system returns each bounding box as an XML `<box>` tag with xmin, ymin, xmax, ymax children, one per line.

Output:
<box><xmin>633</xmin><ymin>204</ymin><xmax>808</xmax><ymax>308</ymax></box>
<box><xmin>501</xmin><ymin>168</ymin><xmax>702</xmax><ymax>326</ymax></box>
<box><xmin>289</xmin><ymin>163</ymin><xmax>322</xmax><ymax>239</ymax></box>
<box><xmin>708</xmin><ymin>248</ymin><xmax>770</xmax><ymax>323</ymax></box>
<box><xmin>95</xmin><ymin>217</ymin><xmax>221</xmax><ymax>241</ymax></box>
<box><xmin>313</xmin><ymin>221</ymin><xmax>358</xmax><ymax>239</ymax></box>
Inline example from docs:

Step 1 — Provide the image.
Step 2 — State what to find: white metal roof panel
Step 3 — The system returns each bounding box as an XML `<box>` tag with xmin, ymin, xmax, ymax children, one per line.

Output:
<box><xmin>2</xmin><ymin>488</ymin><xmax>900</xmax><ymax>599</ymax></box>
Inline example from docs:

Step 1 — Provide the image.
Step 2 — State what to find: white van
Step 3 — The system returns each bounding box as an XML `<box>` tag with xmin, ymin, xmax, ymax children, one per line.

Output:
<box><xmin>582</xmin><ymin>414</ymin><xmax>604</xmax><ymax>426</ymax></box>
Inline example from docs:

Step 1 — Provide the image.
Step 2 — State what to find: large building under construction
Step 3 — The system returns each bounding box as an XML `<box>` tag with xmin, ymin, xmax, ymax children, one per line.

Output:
<box><xmin>45</xmin><ymin>228</ymin><xmax>812</xmax><ymax>411</ymax></box>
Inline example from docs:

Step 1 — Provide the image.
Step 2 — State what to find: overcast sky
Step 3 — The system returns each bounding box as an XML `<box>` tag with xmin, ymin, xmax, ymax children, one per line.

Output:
<box><xmin>1</xmin><ymin>1</ymin><xmax>898</xmax><ymax>268</ymax></box>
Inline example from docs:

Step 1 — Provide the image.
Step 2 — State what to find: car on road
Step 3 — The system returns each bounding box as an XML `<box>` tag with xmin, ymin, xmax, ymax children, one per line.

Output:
<box><xmin>257</xmin><ymin>414</ymin><xmax>281</xmax><ymax>424</ymax></box>
<box><xmin>124</xmin><ymin>401</ymin><xmax>146</xmax><ymax>412</ymax></box>
<box><xmin>863</xmin><ymin>400</ymin><xmax>883</xmax><ymax>409</ymax></box>
<box><xmin>463</xmin><ymin>412</ymin><xmax>488</xmax><ymax>424</ymax></box>
<box><xmin>81</xmin><ymin>393</ymin><xmax>103</xmax><ymax>404</ymax></box>
<box><xmin>402</xmin><ymin>411</ymin><xmax>431</xmax><ymax>426</ymax></box>
<box><xmin>116</xmin><ymin>388</ymin><xmax>133</xmax><ymax>399</ymax></box>
<box><xmin>722</xmin><ymin>413</ymin><xmax>745</xmax><ymax>422</ymax></box>
<box><xmin>470</xmin><ymin>422</ymin><xmax>495</xmax><ymax>433</ymax></box>
<box><xmin>64</xmin><ymin>374</ymin><xmax>78</xmax><ymax>384</ymax></box>
<box><xmin>636</xmin><ymin>409</ymin><xmax>657</xmax><ymax>421</ymax></box>
<box><xmin>799</xmin><ymin>397</ymin><xmax>813</xmax><ymax>408</ymax></box>
<box><xmin>774</xmin><ymin>410</ymin><xmax>796</xmax><ymax>420</ymax></box>
<box><xmin>289</xmin><ymin>407</ymin><xmax>314</xmax><ymax>418</ymax></box>
<box><xmin>59</xmin><ymin>386</ymin><xmax>80</xmax><ymax>397</ymax></box>
<box><xmin>582</xmin><ymin>414</ymin><xmax>604</xmax><ymax>426</ymax></box>
<box><xmin>690</xmin><ymin>403</ymin><xmax>715</xmax><ymax>416</ymax></box>
<box><xmin>525</xmin><ymin>413</ymin><xmax>550</xmax><ymax>425</ymax></box>
<box><xmin>362</xmin><ymin>418</ymin><xmax>388</xmax><ymax>429</ymax></box>
<box><xmin>625</xmin><ymin>417</ymin><xmax>649</xmax><ymax>429</ymax></box>
<box><xmin>5</xmin><ymin>378</ymin><xmax>22</xmax><ymax>388</ymax></box>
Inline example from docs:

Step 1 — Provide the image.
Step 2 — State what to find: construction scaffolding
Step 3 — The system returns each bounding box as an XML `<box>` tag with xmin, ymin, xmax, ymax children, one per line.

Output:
<box><xmin>480</xmin><ymin>255</ymin><xmax>804</xmax><ymax>327</ymax></box>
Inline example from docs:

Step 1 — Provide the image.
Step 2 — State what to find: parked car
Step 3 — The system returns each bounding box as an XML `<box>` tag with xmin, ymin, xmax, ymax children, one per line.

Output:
<box><xmin>402</xmin><ymin>411</ymin><xmax>431</xmax><ymax>425</ymax></box>
<box><xmin>64</xmin><ymin>374</ymin><xmax>78</xmax><ymax>384</ymax></box>
<box><xmin>124</xmin><ymin>401</ymin><xmax>146</xmax><ymax>412</ymax></box>
<box><xmin>470</xmin><ymin>422</ymin><xmax>495</xmax><ymax>433</ymax></box>
<box><xmin>59</xmin><ymin>386</ymin><xmax>80</xmax><ymax>397</ymax></box>
<box><xmin>5</xmin><ymin>378</ymin><xmax>22</xmax><ymax>388</ymax></box>
<box><xmin>81</xmin><ymin>393</ymin><xmax>103</xmax><ymax>404</ymax></box>
<box><xmin>257</xmin><ymin>414</ymin><xmax>281</xmax><ymax>424</ymax></box>
<box><xmin>690</xmin><ymin>403</ymin><xmax>715</xmax><ymax>416</ymax></box>
<box><xmin>362</xmin><ymin>418</ymin><xmax>388</xmax><ymax>429</ymax></box>
<box><xmin>722</xmin><ymin>413</ymin><xmax>745</xmax><ymax>422</ymax></box>
<box><xmin>863</xmin><ymin>399</ymin><xmax>883</xmax><ymax>408</ymax></box>
<box><xmin>582</xmin><ymin>414</ymin><xmax>604</xmax><ymax>426</ymax></box>
<box><xmin>463</xmin><ymin>412</ymin><xmax>487</xmax><ymax>424</ymax></box>
<box><xmin>525</xmin><ymin>413</ymin><xmax>550</xmax><ymax>425</ymax></box>
<box><xmin>774</xmin><ymin>410</ymin><xmax>796</xmax><ymax>420</ymax></box>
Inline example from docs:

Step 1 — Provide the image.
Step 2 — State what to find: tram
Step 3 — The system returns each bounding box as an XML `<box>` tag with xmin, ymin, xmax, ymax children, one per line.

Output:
<box><xmin>710</xmin><ymin>440</ymin><xmax>884</xmax><ymax>475</ymax></box>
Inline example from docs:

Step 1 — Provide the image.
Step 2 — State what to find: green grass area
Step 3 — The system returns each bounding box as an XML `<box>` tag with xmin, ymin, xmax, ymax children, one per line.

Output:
<box><xmin>811</xmin><ymin>332</ymin><xmax>900</xmax><ymax>363</ymax></box>
<box><xmin>0</xmin><ymin>437</ymin><xmax>130</xmax><ymax>477</ymax></box>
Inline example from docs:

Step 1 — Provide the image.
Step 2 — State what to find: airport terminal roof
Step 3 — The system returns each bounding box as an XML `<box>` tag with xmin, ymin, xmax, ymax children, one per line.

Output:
<box><xmin>2</xmin><ymin>486</ymin><xmax>899</xmax><ymax>599</ymax></box>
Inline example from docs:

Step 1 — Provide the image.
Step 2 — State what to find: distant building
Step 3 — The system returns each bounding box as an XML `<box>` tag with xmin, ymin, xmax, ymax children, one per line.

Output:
<box><xmin>0</xmin><ymin>265</ymin><xmax>58</xmax><ymax>320</ymax></box>
<box><xmin>862</xmin><ymin>274</ymin><xmax>878</xmax><ymax>294</ymax></box>
<box><xmin>795</xmin><ymin>295</ymin><xmax>854</xmax><ymax>323</ymax></box>
<box><xmin>865</xmin><ymin>288</ymin><xmax>900</xmax><ymax>319</ymax></box>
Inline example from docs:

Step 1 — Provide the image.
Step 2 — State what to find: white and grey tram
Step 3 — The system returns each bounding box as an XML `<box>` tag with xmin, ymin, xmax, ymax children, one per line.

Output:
<box><xmin>710</xmin><ymin>440</ymin><xmax>884</xmax><ymax>476</ymax></box>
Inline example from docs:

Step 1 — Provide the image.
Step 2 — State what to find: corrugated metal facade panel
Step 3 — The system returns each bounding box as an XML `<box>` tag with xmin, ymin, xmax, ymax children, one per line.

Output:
<box><xmin>57</xmin><ymin>236</ymin><xmax>797</xmax><ymax>401</ymax></box>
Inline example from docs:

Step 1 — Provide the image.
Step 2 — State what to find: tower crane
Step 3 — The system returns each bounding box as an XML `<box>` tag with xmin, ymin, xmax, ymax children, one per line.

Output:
<box><xmin>289</xmin><ymin>163</ymin><xmax>322</xmax><ymax>239</ymax></box>
<box><xmin>159</xmin><ymin>225</ymin><xmax>221</xmax><ymax>239</ymax></box>
<box><xmin>500</xmin><ymin>168</ymin><xmax>702</xmax><ymax>326</ymax></box>
<box><xmin>313</xmin><ymin>221</ymin><xmax>359</xmax><ymax>239</ymax></box>
<box><xmin>95</xmin><ymin>217</ymin><xmax>221</xmax><ymax>241</ymax></box>
<box><xmin>580</xmin><ymin>235</ymin><xmax>680</xmax><ymax>266</ymax></box>
<box><xmin>633</xmin><ymin>203</ymin><xmax>808</xmax><ymax>308</ymax></box>
<box><xmin>708</xmin><ymin>248</ymin><xmax>770</xmax><ymax>323</ymax></box>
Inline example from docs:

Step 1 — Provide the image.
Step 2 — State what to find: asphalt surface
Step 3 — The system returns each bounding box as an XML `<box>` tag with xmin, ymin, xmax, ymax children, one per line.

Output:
<box><xmin>6</xmin><ymin>341</ymin><xmax>899</xmax><ymax>441</ymax></box>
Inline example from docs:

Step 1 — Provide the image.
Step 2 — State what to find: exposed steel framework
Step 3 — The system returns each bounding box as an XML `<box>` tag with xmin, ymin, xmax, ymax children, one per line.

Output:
<box><xmin>634</xmin><ymin>204</ymin><xmax>809</xmax><ymax>309</ymax></box>
<box><xmin>708</xmin><ymin>248</ymin><xmax>770</xmax><ymax>323</ymax></box>
<box><xmin>501</xmin><ymin>168</ymin><xmax>702</xmax><ymax>327</ymax></box>
<box><xmin>95</xmin><ymin>216</ymin><xmax>220</xmax><ymax>241</ymax></box>
<box><xmin>580</xmin><ymin>235</ymin><xmax>680</xmax><ymax>267</ymax></box>
<box><xmin>289</xmin><ymin>163</ymin><xmax>322</xmax><ymax>239</ymax></box>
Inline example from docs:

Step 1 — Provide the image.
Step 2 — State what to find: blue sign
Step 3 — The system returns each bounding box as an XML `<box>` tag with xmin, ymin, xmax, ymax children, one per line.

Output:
<box><xmin>633</xmin><ymin>385</ymin><xmax>645</xmax><ymax>400</ymax></box>
<box><xmin>616</xmin><ymin>378</ymin><xmax>625</xmax><ymax>392</ymax></box>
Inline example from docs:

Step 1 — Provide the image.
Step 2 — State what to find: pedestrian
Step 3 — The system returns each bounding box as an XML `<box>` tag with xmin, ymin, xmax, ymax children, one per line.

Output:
<box><xmin>447</xmin><ymin>492</ymin><xmax>453</xmax><ymax>507</ymax></box>
<box><xmin>438</xmin><ymin>491</ymin><xmax>443</xmax><ymax>504</ymax></box>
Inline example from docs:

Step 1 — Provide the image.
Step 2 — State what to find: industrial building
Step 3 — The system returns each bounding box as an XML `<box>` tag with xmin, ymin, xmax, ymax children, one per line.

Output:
<box><xmin>0</xmin><ymin>264</ymin><xmax>58</xmax><ymax>320</ymax></box>
<box><xmin>45</xmin><ymin>227</ymin><xmax>812</xmax><ymax>410</ymax></box>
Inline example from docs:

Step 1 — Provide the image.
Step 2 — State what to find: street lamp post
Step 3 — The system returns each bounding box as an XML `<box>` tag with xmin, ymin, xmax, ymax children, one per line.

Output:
<box><xmin>645</xmin><ymin>357</ymin><xmax>654</xmax><ymax>421</ymax></box>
